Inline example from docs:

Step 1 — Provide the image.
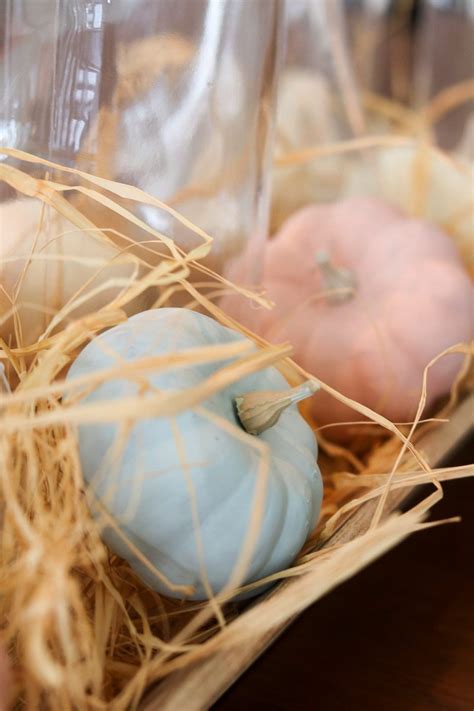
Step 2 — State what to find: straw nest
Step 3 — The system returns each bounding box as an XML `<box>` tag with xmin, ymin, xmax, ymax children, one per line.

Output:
<box><xmin>0</xmin><ymin>83</ymin><xmax>473</xmax><ymax>710</ymax></box>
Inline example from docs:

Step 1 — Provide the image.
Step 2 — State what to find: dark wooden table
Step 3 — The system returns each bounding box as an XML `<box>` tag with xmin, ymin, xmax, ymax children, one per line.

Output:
<box><xmin>215</xmin><ymin>439</ymin><xmax>474</xmax><ymax>711</ymax></box>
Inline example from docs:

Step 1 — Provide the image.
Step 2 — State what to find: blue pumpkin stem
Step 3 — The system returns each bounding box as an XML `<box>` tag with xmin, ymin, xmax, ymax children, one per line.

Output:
<box><xmin>235</xmin><ymin>379</ymin><xmax>319</xmax><ymax>435</ymax></box>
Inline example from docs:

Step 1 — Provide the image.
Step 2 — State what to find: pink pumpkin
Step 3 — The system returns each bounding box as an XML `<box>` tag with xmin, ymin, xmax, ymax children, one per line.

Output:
<box><xmin>223</xmin><ymin>197</ymin><xmax>473</xmax><ymax>428</ymax></box>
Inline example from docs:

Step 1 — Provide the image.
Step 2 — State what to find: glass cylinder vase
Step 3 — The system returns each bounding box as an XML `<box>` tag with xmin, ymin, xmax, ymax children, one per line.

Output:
<box><xmin>0</xmin><ymin>0</ymin><xmax>284</xmax><ymax>284</ymax></box>
<box><xmin>271</xmin><ymin>0</ymin><xmax>365</xmax><ymax>232</ymax></box>
<box><xmin>413</xmin><ymin>0</ymin><xmax>474</xmax><ymax>157</ymax></box>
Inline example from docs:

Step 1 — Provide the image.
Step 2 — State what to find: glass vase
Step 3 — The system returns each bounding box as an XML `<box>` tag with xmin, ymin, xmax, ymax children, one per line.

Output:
<box><xmin>1</xmin><ymin>0</ymin><xmax>284</xmax><ymax>282</ymax></box>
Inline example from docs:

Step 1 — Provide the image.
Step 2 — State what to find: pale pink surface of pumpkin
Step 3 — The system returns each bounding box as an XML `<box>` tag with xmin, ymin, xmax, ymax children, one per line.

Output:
<box><xmin>223</xmin><ymin>197</ymin><xmax>473</xmax><ymax>426</ymax></box>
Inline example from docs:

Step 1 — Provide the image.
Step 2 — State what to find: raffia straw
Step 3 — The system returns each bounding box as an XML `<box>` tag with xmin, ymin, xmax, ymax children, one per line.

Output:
<box><xmin>0</xmin><ymin>344</ymin><xmax>293</xmax><ymax>433</ymax></box>
<box><xmin>275</xmin><ymin>133</ymin><xmax>473</xmax><ymax>178</ymax></box>
<box><xmin>420</xmin><ymin>78</ymin><xmax>474</xmax><ymax>127</ymax></box>
<box><xmin>0</xmin><ymin>148</ymin><xmax>210</xmax><ymax>262</ymax></box>
<box><xmin>315</xmin><ymin>416</ymin><xmax>449</xmax><ymax>433</ymax></box>
<box><xmin>370</xmin><ymin>342</ymin><xmax>472</xmax><ymax>529</ymax></box>
<box><xmin>331</xmin><ymin>463</ymin><xmax>472</xmax><ymax>492</ymax></box>
<box><xmin>320</xmin><ymin>463</ymin><xmax>473</xmax><ymax>540</ymax></box>
<box><xmin>0</xmin><ymin>152</ymin><xmax>292</xmax><ymax>706</ymax></box>
<box><xmin>1</xmin><ymin>104</ymin><xmax>472</xmax><ymax>710</ymax></box>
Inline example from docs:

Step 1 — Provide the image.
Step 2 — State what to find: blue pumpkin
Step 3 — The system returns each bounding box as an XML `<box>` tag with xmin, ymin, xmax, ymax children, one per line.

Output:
<box><xmin>67</xmin><ymin>308</ymin><xmax>322</xmax><ymax>600</ymax></box>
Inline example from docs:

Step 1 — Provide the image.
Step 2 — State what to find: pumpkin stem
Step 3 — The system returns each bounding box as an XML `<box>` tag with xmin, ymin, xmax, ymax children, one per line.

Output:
<box><xmin>315</xmin><ymin>250</ymin><xmax>356</xmax><ymax>304</ymax></box>
<box><xmin>235</xmin><ymin>379</ymin><xmax>319</xmax><ymax>435</ymax></box>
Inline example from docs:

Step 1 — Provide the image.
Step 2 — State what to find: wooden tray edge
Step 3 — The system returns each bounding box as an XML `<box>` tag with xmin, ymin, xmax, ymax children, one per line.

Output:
<box><xmin>141</xmin><ymin>394</ymin><xmax>473</xmax><ymax>710</ymax></box>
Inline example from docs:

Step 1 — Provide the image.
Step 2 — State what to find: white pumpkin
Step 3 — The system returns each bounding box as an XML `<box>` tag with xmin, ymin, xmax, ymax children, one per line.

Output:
<box><xmin>0</xmin><ymin>198</ymin><xmax>147</xmax><ymax>345</ymax></box>
<box><xmin>342</xmin><ymin>143</ymin><xmax>473</xmax><ymax>273</ymax></box>
<box><xmin>66</xmin><ymin>308</ymin><xmax>322</xmax><ymax>600</ymax></box>
<box><xmin>271</xmin><ymin>68</ymin><xmax>357</xmax><ymax>233</ymax></box>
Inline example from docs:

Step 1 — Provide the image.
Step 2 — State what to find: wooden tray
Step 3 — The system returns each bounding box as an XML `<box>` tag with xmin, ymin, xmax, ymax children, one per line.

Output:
<box><xmin>141</xmin><ymin>393</ymin><xmax>473</xmax><ymax>710</ymax></box>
